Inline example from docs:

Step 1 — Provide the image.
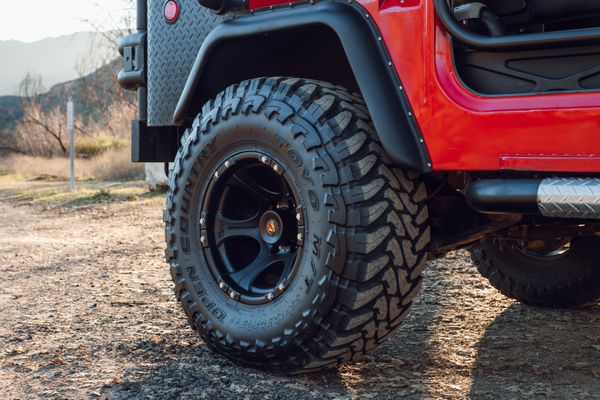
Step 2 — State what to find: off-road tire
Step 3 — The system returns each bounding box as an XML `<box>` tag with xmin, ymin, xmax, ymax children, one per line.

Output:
<box><xmin>471</xmin><ymin>238</ymin><xmax>600</xmax><ymax>308</ymax></box>
<box><xmin>164</xmin><ymin>77</ymin><xmax>430</xmax><ymax>373</ymax></box>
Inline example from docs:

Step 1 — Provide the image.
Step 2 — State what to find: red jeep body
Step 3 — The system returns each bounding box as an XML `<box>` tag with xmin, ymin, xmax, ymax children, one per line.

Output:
<box><xmin>253</xmin><ymin>0</ymin><xmax>600</xmax><ymax>173</ymax></box>
<box><xmin>119</xmin><ymin>0</ymin><xmax>600</xmax><ymax>176</ymax></box>
<box><xmin>118</xmin><ymin>0</ymin><xmax>600</xmax><ymax>372</ymax></box>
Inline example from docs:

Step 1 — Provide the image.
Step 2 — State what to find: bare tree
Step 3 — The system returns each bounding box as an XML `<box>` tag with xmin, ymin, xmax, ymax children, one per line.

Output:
<box><xmin>74</xmin><ymin>0</ymin><xmax>137</xmax><ymax>137</ymax></box>
<box><xmin>15</xmin><ymin>74</ymin><xmax>68</xmax><ymax>156</ymax></box>
<box><xmin>1</xmin><ymin>0</ymin><xmax>138</xmax><ymax>158</ymax></box>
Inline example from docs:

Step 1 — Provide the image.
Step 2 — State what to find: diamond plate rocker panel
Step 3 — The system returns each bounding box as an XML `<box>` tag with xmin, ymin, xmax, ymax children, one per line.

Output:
<box><xmin>538</xmin><ymin>178</ymin><xmax>600</xmax><ymax>220</ymax></box>
<box><xmin>147</xmin><ymin>0</ymin><xmax>223</xmax><ymax>126</ymax></box>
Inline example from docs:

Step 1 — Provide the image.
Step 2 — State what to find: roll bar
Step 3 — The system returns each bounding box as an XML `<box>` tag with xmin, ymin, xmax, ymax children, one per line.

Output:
<box><xmin>433</xmin><ymin>0</ymin><xmax>600</xmax><ymax>51</ymax></box>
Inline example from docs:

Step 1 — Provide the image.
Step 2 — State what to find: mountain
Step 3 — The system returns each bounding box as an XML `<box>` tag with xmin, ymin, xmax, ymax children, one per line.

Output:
<box><xmin>0</xmin><ymin>32</ymin><xmax>117</xmax><ymax>97</ymax></box>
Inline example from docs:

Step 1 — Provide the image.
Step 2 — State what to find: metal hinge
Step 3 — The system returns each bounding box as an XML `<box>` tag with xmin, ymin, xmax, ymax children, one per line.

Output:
<box><xmin>117</xmin><ymin>32</ymin><xmax>147</xmax><ymax>91</ymax></box>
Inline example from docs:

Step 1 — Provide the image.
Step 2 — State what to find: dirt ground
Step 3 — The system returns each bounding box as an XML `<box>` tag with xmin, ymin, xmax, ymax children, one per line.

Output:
<box><xmin>1</xmin><ymin>180</ymin><xmax>600</xmax><ymax>400</ymax></box>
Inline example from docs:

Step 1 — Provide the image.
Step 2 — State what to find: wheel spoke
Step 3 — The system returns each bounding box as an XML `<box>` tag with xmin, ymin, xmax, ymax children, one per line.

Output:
<box><xmin>229</xmin><ymin>169</ymin><xmax>282</xmax><ymax>205</ymax></box>
<box><xmin>276</xmin><ymin>184</ymin><xmax>294</xmax><ymax>210</ymax></box>
<box><xmin>214</xmin><ymin>213</ymin><xmax>260</xmax><ymax>245</ymax></box>
<box><xmin>278</xmin><ymin>251</ymin><xmax>297</xmax><ymax>276</ymax></box>
<box><xmin>230</xmin><ymin>243</ymin><xmax>275</xmax><ymax>292</ymax></box>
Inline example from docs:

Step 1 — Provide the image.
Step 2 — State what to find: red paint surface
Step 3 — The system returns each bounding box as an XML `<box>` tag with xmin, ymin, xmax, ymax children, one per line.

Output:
<box><xmin>247</xmin><ymin>0</ymin><xmax>600</xmax><ymax>172</ymax></box>
<box><xmin>500</xmin><ymin>155</ymin><xmax>600</xmax><ymax>173</ymax></box>
<box><xmin>379</xmin><ymin>0</ymin><xmax>421</xmax><ymax>10</ymax></box>
<box><xmin>365</xmin><ymin>0</ymin><xmax>600</xmax><ymax>172</ymax></box>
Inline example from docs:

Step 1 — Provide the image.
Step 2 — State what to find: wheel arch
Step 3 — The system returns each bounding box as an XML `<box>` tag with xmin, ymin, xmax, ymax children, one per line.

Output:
<box><xmin>173</xmin><ymin>2</ymin><xmax>432</xmax><ymax>172</ymax></box>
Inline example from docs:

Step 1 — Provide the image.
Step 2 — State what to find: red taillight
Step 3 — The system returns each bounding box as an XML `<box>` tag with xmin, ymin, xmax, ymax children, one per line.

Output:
<box><xmin>164</xmin><ymin>1</ymin><xmax>180</xmax><ymax>23</ymax></box>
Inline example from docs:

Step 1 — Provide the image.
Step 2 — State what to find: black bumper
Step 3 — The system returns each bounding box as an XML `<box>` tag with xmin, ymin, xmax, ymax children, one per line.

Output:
<box><xmin>131</xmin><ymin>120</ymin><xmax>181</xmax><ymax>163</ymax></box>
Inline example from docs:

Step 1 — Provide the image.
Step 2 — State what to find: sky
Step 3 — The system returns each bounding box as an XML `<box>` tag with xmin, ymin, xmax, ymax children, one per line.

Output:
<box><xmin>0</xmin><ymin>0</ymin><xmax>135</xmax><ymax>42</ymax></box>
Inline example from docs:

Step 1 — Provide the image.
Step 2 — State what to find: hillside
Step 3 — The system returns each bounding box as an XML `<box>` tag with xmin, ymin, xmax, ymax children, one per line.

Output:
<box><xmin>0</xmin><ymin>32</ymin><xmax>116</xmax><ymax>97</ymax></box>
<box><xmin>0</xmin><ymin>57</ymin><xmax>134</xmax><ymax>145</ymax></box>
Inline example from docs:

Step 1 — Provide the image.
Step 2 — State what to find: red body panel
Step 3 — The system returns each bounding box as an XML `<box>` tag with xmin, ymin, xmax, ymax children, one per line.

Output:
<box><xmin>249</xmin><ymin>0</ymin><xmax>600</xmax><ymax>173</ymax></box>
<box><xmin>248</xmin><ymin>0</ymin><xmax>293</xmax><ymax>9</ymax></box>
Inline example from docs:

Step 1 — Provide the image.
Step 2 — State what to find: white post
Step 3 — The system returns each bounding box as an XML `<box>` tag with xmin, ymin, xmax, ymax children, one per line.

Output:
<box><xmin>67</xmin><ymin>98</ymin><xmax>75</xmax><ymax>192</ymax></box>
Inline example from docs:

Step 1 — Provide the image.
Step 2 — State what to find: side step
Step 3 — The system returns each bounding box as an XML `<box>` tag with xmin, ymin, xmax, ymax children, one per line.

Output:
<box><xmin>465</xmin><ymin>178</ymin><xmax>600</xmax><ymax>219</ymax></box>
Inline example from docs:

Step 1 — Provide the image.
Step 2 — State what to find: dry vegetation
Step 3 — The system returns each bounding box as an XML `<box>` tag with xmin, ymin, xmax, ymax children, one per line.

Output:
<box><xmin>0</xmin><ymin>70</ymin><xmax>141</xmax><ymax>182</ymax></box>
<box><xmin>0</xmin><ymin>9</ymin><xmax>139</xmax><ymax>182</ymax></box>
<box><xmin>0</xmin><ymin>149</ymin><xmax>143</xmax><ymax>182</ymax></box>
<box><xmin>0</xmin><ymin>178</ymin><xmax>159</xmax><ymax>208</ymax></box>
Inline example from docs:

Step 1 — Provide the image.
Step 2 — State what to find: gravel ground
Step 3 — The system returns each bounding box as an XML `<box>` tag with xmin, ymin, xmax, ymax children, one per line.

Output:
<box><xmin>1</xmin><ymin>181</ymin><xmax>600</xmax><ymax>399</ymax></box>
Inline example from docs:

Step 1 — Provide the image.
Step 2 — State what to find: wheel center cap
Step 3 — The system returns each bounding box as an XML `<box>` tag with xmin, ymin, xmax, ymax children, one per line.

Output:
<box><xmin>259</xmin><ymin>211</ymin><xmax>283</xmax><ymax>244</ymax></box>
<box><xmin>265</xmin><ymin>218</ymin><xmax>279</xmax><ymax>236</ymax></box>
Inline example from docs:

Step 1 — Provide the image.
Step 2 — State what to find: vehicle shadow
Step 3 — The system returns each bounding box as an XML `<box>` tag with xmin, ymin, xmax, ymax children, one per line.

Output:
<box><xmin>98</xmin><ymin>252</ymin><xmax>600</xmax><ymax>399</ymax></box>
<box><xmin>468</xmin><ymin>303</ymin><xmax>600</xmax><ymax>399</ymax></box>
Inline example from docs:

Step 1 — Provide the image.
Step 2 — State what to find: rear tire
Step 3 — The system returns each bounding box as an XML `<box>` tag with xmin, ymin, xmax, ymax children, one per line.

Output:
<box><xmin>164</xmin><ymin>77</ymin><xmax>430</xmax><ymax>373</ymax></box>
<box><xmin>471</xmin><ymin>237</ymin><xmax>600</xmax><ymax>308</ymax></box>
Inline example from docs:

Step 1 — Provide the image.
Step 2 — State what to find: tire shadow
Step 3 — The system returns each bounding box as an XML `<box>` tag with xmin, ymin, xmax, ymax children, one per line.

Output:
<box><xmin>469</xmin><ymin>303</ymin><xmax>600</xmax><ymax>399</ymax></box>
<box><xmin>327</xmin><ymin>257</ymin><xmax>451</xmax><ymax>399</ymax></box>
<box><xmin>99</xmin><ymin>259</ymin><xmax>446</xmax><ymax>400</ymax></box>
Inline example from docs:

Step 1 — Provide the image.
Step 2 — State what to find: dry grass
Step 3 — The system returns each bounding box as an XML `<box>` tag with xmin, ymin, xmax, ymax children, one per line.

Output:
<box><xmin>0</xmin><ymin>179</ymin><xmax>162</xmax><ymax>208</ymax></box>
<box><xmin>0</xmin><ymin>148</ymin><xmax>144</xmax><ymax>181</ymax></box>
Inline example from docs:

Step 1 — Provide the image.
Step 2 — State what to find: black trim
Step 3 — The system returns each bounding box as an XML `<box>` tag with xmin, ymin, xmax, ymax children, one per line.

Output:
<box><xmin>173</xmin><ymin>1</ymin><xmax>431</xmax><ymax>172</ymax></box>
<box><xmin>131</xmin><ymin>120</ymin><xmax>181</xmax><ymax>162</ymax></box>
<box><xmin>118</xmin><ymin>0</ymin><xmax>149</xmax><ymax>123</ymax></box>
<box><xmin>455</xmin><ymin>45</ymin><xmax>600</xmax><ymax>96</ymax></box>
<box><xmin>137</xmin><ymin>0</ymin><xmax>147</xmax><ymax>31</ymax></box>
<box><xmin>465</xmin><ymin>179</ymin><xmax>541</xmax><ymax>215</ymax></box>
<box><xmin>434</xmin><ymin>0</ymin><xmax>600</xmax><ymax>51</ymax></box>
<box><xmin>198</xmin><ymin>0</ymin><xmax>247</xmax><ymax>15</ymax></box>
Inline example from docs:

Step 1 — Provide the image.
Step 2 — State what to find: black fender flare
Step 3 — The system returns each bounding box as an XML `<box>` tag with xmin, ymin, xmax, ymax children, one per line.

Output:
<box><xmin>173</xmin><ymin>1</ymin><xmax>432</xmax><ymax>172</ymax></box>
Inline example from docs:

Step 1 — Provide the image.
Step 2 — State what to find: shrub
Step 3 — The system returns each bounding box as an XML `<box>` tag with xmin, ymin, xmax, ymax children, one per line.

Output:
<box><xmin>75</xmin><ymin>135</ymin><xmax>128</xmax><ymax>158</ymax></box>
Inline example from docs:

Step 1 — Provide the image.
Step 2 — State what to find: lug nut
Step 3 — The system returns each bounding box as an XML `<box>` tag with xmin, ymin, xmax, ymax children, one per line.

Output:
<box><xmin>219</xmin><ymin>282</ymin><xmax>226</xmax><ymax>290</ymax></box>
<box><xmin>296</xmin><ymin>213</ymin><xmax>302</xmax><ymax>221</ymax></box>
<box><xmin>200</xmin><ymin>236</ymin><xmax>207</xmax><ymax>245</ymax></box>
<box><xmin>261</xmin><ymin>156</ymin><xmax>268</xmax><ymax>164</ymax></box>
<box><xmin>278</xmin><ymin>283</ymin><xmax>286</xmax><ymax>291</ymax></box>
<box><xmin>199</xmin><ymin>218</ymin><xmax>206</xmax><ymax>227</ymax></box>
<box><xmin>297</xmin><ymin>233</ymin><xmax>303</xmax><ymax>241</ymax></box>
<box><xmin>214</xmin><ymin>171</ymin><xmax>219</xmax><ymax>178</ymax></box>
<box><xmin>224</xmin><ymin>160</ymin><xmax>231</xmax><ymax>168</ymax></box>
<box><xmin>273</xmin><ymin>164</ymin><xmax>279</xmax><ymax>172</ymax></box>
<box><xmin>230</xmin><ymin>291</ymin><xmax>237</xmax><ymax>300</ymax></box>
<box><xmin>267</xmin><ymin>293</ymin><xmax>274</xmax><ymax>301</ymax></box>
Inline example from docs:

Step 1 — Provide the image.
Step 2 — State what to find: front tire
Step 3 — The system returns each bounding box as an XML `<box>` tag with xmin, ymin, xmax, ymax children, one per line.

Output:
<box><xmin>471</xmin><ymin>237</ymin><xmax>600</xmax><ymax>308</ymax></box>
<box><xmin>164</xmin><ymin>77</ymin><xmax>430</xmax><ymax>373</ymax></box>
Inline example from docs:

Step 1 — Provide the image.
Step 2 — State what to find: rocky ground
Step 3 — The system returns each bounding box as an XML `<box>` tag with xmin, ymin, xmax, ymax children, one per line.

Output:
<box><xmin>0</xmin><ymin>179</ymin><xmax>599</xmax><ymax>399</ymax></box>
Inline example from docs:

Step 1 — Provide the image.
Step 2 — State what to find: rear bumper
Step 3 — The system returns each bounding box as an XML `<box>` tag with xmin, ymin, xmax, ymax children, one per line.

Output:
<box><xmin>131</xmin><ymin>120</ymin><xmax>180</xmax><ymax>163</ymax></box>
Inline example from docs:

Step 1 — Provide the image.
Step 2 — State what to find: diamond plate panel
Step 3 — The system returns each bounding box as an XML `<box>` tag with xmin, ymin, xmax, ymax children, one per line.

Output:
<box><xmin>147</xmin><ymin>0</ymin><xmax>223</xmax><ymax>126</ymax></box>
<box><xmin>538</xmin><ymin>178</ymin><xmax>600</xmax><ymax>220</ymax></box>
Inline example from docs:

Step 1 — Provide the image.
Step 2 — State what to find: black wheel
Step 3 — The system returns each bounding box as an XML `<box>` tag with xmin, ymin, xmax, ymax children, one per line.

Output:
<box><xmin>471</xmin><ymin>237</ymin><xmax>600</xmax><ymax>308</ymax></box>
<box><xmin>164</xmin><ymin>77</ymin><xmax>430</xmax><ymax>373</ymax></box>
